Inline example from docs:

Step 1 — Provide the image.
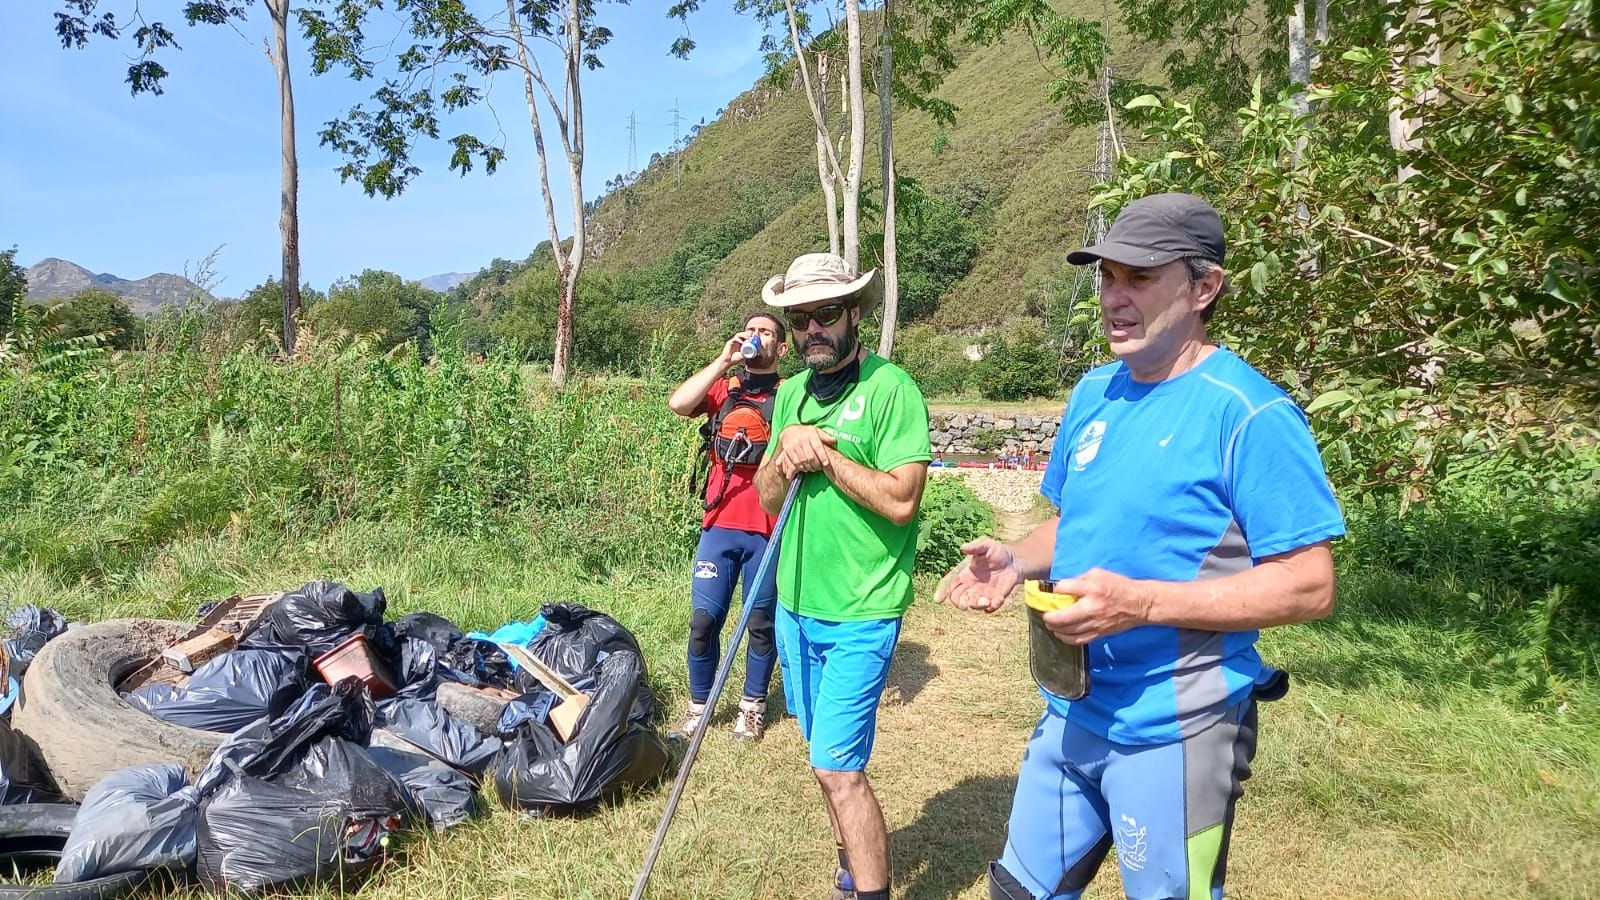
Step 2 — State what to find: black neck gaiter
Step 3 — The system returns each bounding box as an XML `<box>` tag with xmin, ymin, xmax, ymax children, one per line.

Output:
<box><xmin>737</xmin><ymin>368</ymin><xmax>779</xmax><ymax>394</ymax></box>
<box><xmin>806</xmin><ymin>353</ymin><xmax>862</xmax><ymax>404</ymax></box>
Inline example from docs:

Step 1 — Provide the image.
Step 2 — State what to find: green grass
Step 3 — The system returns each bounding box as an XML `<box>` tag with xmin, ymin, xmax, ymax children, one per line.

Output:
<box><xmin>4</xmin><ymin>345</ymin><xmax>1598</xmax><ymax>897</ymax></box>
<box><xmin>5</xmin><ymin>500</ymin><xmax>1598</xmax><ymax>898</ymax></box>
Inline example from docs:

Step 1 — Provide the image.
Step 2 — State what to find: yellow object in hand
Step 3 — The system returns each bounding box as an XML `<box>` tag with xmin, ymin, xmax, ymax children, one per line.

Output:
<box><xmin>1023</xmin><ymin>579</ymin><xmax>1077</xmax><ymax>613</ymax></box>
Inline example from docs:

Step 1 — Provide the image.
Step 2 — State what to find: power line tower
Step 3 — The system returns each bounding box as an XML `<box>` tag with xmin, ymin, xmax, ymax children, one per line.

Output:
<box><xmin>626</xmin><ymin>110</ymin><xmax>638</xmax><ymax>177</ymax></box>
<box><xmin>1058</xmin><ymin>63</ymin><xmax>1116</xmax><ymax>380</ymax></box>
<box><xmin>669</xmin><ymin>99</ymin><xmax>684</xmax><ymax>185</ymax></box>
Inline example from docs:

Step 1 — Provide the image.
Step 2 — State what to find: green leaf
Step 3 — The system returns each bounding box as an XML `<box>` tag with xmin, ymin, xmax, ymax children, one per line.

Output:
<box><xmin>1306</xmin><ymin>390</ymin><xmax>1357</xmax><ymax>414</ymax></box>
<box><xmin>1504</xmin><ymin>94</ymin><xmax>1524</xmax><ymax>116</ymax></box>
<box><xmin>1124</xmin><ymin>94</ymin><xmax>1164</xmax><ymax>110</ymax></box>
<box><xmin>1249</xmin><ymin>261</ymin><xmax>1269</xmax><ymax>294</ymax></box>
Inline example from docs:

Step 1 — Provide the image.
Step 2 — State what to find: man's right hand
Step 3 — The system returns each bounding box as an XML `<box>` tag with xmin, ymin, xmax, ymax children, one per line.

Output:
<box><xmin>718</xmin><ymin>331</ymin><xmax>751</xmax><ymax>367</ymax></box>
<box><xmin>936</xmin><ymin>538</ymin><xmax>1020</xmax><ymax>613</ymax></box>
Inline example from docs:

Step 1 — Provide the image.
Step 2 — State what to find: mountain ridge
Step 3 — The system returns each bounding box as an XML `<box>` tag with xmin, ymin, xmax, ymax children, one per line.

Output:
<box><xmin>24</xmin><ymin>258</ymin><xmax>208</xmax><ymax>314</ymax></box>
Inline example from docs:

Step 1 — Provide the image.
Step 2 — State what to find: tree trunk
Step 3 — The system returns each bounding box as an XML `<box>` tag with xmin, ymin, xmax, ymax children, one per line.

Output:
<box><xmin>1289</xmin><ymin>0</ymin><xmax>1310</xmax><ymax>113</ymax></box>
<box><xmin>816</xmin><ymin>53</ymin><xmax>841</xmax><ymax>256</ymax></box>
<box><xmin>553</xmin><ymin>262</ymin><xmax>577</xmax><ymax>386</ymax></box>
<box><xmin>841</xmin><ymin>0</ymin><xmax>865</xmax><ymax>271</ymax></box>
<box><xmin>506</xmin><ymin>0</ymin><xmax>586</xmax><ymax>387</ymax></box>
<box><xmin>876</xmin><ymin>0</ymin><xmax>898</xmax><ymax>358</ymax></box>
<box><xmin>1386</xmin><ymin>0</ymin><xmax>1436</xmax><ymax>183</ymax></box>
<box><xmin>267</xmin><ymin>0</ymin><xmax>300</xmax><ymax>354</ymax></box>
<box><xmin>1307</xmin><ymin>0</ymin><xmax>1330</xmax><ymax>71</ymax></box>
<box><xmin>552</xmin><ymin>0</ymin><xmax>585</xmax><ymax>388</ymax></box>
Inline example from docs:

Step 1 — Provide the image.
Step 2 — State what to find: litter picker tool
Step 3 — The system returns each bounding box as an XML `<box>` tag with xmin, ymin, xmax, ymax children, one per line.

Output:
<box><xmin>629</xmin><ymin>476</ymin><xmax>803</xmax><ymax>900</ymax></box>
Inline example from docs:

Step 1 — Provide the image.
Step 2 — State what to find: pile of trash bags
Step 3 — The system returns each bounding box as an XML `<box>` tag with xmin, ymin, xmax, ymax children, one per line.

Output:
<box><xmin>7</xmin><ymin>584</ymin><xmax>670</xmax><ymax>894</ymax></box>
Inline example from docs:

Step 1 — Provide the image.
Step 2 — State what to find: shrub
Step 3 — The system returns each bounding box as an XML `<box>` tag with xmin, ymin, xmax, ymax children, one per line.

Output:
<box><xmin>893</xmin><ymin>324</ymin><xmax>973</xmax><ymax>396</ymax></box>
<box><xmin>916</xmin><ymin>476</ymin><xmax>995</xmax><ymax>575</ymax></box>
<box><xmin>969</xmin><ymin>428</ymin><xmax>1018</xmax><ymax>452</ymax></box>
<box><xmin>971</xmin><ymin>321</ymin><xmax>1062</xmax><ymax>401</ymax></box>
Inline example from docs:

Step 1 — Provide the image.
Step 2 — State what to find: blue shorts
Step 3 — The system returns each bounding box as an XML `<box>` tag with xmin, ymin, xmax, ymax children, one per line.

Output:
<box><xmin>775</xmin><ymin>606</ymin><xmax>902</xmax><ymax>772</ymax></box>
<box><xmin>994</xmin><ymin>703</ymin><xmax>1257</xmax><ymax>900</ymax></box>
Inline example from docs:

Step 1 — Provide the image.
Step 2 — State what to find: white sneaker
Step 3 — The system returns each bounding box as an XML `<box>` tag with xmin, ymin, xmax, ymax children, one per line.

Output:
<box><xmin>669</xmin><ymin>702</ymin><xmax>707</xmax><ymax>740</ymax></box>
<box><xmin>732</xmin><ymin>696</ymin><xmax>767</xmax><ymax>743</ymax></box>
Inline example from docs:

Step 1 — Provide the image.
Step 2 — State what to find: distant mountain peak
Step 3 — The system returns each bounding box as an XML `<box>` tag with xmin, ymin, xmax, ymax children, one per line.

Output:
<box><xmin>24</xmin><ymin>258</ymin><xmax>209</xmax><ymax>314</ymax></box>
<box><xmin>417</xmin><ymin>271</ymin><xmax>477</xmax><ymax>293</ymax></box>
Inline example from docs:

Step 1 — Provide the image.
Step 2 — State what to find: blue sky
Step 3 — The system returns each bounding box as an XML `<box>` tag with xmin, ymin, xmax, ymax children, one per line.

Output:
<box><xmin>0</xmin><ymin>2</ymin><xmax>772</xmax><ymax>296</ymax></box>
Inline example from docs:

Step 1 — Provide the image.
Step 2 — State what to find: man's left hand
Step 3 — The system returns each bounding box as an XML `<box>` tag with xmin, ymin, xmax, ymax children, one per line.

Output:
<box><xmin>774</xmin><ymin>424</ymin><xmax>837</xmax><ymax>479</ymax></box>
<box><xmin>1041</xmin><ymin>568</ymin><xmax>1156</xmax><ymax>645</ymax></box>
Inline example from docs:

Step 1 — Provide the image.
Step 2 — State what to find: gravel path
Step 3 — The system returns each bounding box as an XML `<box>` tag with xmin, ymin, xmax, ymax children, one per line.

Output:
<box><xmin>930</xmin><ymin>467</ymin><xmax>1045</xmax><ymax>514</ymax></box>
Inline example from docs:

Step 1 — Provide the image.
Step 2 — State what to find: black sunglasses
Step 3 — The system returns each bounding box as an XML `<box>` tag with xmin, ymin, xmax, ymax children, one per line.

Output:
<box><xmin>784</xmin><ymin>302</ymin><xmax>854</xmax><ymax>331</ymax></box>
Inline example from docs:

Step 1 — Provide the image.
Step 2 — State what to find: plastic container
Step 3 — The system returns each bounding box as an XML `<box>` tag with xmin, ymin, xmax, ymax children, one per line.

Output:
<box><xmin>312</xmin><ymin>633</ymin><xmax>397</xmax><ymax>700</ymax></box>
<box><xmin>740</xmin><ymin>334</ymin><xmax>763</xmax><ymax>359</ymax></box>
<box><xmin>1023</xmin><ymin>579</ymin><xmax>1089</xmax><ymax>700</ymax></box>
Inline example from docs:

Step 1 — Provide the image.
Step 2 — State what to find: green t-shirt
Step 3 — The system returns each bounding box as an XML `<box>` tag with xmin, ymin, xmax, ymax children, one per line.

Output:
<box><xmin>767</xmin><ymin>353</ymin><xmax>932</xmax><ymax>622</ymax></box>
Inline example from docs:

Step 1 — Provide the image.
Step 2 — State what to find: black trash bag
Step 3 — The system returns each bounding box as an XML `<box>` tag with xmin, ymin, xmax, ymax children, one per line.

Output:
<box><xmin>124</xmin><ymin>646</ymin><xmax>310</xmax><ymax>734</ymax></box>
<box><xmin>367</xmin><ymin>745</ymin><xmax>478</xmax><ymax>832</ymax></box>
<box><xmin>246</xmin><ymin>581</ymin><xmax>392</xmax><ymax>658</ymax></box>
<box><xmin>54</xmin><ymin>764</ymin><xmax>196</xmax><ymax>884</ymax></box>
<box><xmin>192</xmin><ymin>679</ymin><xmax>377</xmax><ymax>797</ymax></box>
<box><xmin>4</xmin><ymin>605</ymin><xmax>69</xmax><ymax>680</ymax></box>
<box><xmin>528</xmin><ymin>603</ymin><xmax>655</xmax><ymax>726</ymax></box>
<box><xmin>0</xmin><ymin>719</ymin><xmax>66</xmax><ymax>804</ymax></box>
<box><xmin>390</xmin><ymin>638</ymin><xmax>441</xmax><ymax>702</ymax></box>
<box><xmin>376</xmin><ymin>698</ymin><xmax>500</xmax><ymax>775</ymax></box>
<box><xmin>491</xmin><ymin>642</ymin><xmax>668</xmax><ymax>815</ymax></box>
<box><xmin>196</xmin><ymin>737</ymin><xmax>407</xmax><ymax>894</ymax></box>
<box><xmin>529</xmin><ymin>603</ymin><xmax>642</xmax><ymax>680</ymax></box>
<box><xmin>390</xmin><ymin>613</ymin><xmax>462</xmax><ymax>652</ymax></box>
<box><xmin>192</xmin><ymin>681</ymin><xmax>407</xmax><ymax>894</ymax></box>
<box><xmin>443</xmin><ymin>638</ymin><xmax>515</xmax><ymax>689</ymax></box>
<box><xmin>496</xmin><ymin>690</ymin><xmax>557</xmax><ymax>734</ymax></box>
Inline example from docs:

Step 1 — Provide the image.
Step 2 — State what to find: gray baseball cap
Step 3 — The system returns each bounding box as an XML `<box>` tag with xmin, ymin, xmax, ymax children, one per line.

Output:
<box><xmin>1067</xmin><ymin>192</ymin><xmax>1225</xmax><ymax>267</ymax></box>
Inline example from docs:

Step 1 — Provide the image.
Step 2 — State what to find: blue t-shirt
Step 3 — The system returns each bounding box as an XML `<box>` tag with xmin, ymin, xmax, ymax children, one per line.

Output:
<box><xmin>1040</xmin><ymin>347</ymin><xmax>1345</xmax><ymax>745</ymax></box>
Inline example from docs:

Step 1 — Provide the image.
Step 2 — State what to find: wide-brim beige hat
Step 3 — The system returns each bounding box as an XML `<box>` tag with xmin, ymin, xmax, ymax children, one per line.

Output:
<box><xmin>762</xmin><ymin>252</ymin><xmax>882</xmax><ymax>315</ymax></box>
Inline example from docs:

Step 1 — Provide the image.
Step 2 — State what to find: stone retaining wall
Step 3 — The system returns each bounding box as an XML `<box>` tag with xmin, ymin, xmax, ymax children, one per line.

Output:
<box><xmin>930</xmin><ymin>411</ymin><xmax>1062</xmax><ymax>455</ymax></box>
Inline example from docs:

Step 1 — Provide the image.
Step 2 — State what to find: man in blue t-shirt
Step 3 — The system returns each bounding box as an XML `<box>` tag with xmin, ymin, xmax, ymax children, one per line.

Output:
<box><xmin>939</xmin><ymin>193</ymin><xmax>1345</xmax><ymax>900</ymax></box>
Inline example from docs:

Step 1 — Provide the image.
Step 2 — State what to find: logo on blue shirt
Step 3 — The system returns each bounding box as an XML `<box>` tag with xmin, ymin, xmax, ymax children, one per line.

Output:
<box><xmin>1074</xmin><ymin>420</ymin><xmax>1107</xmax><ymax>471</ymax></box>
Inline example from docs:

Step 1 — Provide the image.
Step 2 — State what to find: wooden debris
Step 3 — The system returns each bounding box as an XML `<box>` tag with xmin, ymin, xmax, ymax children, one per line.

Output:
<box><xmin>161</xmin><ymin>627</ymin><xmax>238</xmax><ymax>674</ymax></box>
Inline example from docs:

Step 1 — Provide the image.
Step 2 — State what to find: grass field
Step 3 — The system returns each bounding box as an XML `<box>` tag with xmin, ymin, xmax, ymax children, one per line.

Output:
<box><xmin>4</xmin><ymin>342</ymin><xmax>1596</xmax><ymax>898</ymax></box>
<box><xmin>6</xmin><ymin>500</ymin><xmax>1596</xmax><ymax>899</ymax></box>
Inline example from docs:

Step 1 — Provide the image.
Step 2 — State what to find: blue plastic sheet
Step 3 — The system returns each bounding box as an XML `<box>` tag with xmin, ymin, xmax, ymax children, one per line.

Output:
<box><xmin>466</xmin><ymin>615</ymin><xmax>547</xmax><ymax>651</ymax></box>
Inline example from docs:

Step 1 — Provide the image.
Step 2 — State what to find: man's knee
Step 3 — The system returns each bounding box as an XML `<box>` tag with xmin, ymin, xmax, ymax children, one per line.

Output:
<box><xmin>687</xmin><ymin>608</ymin><xmax>718</xmax><ymax>657</ymax></box>
<box><xmin>988</xmin><ymin>861</ymin><xmax>1033</xmax><ymax>900</ymax></box>
<box><xmin>813</xmin><ymin>767</ymin><xmax>867</xmax><ymax>799</ymax></box>
<box><xmin>747</xmin><ymin>606</ymin><xmax>775</xmax><ymax>658</ymax></box>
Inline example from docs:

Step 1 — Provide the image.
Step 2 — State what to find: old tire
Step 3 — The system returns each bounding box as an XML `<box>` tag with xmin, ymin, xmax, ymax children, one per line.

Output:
<box><xmin>11</xmin><ymin>620</ymin><xmax>223</xmax><ymax>802</ymax></box>
<box><xmin>0</xmin><ymin>803</ymin><xmax>148</xmax><ymax>899</ymax></box>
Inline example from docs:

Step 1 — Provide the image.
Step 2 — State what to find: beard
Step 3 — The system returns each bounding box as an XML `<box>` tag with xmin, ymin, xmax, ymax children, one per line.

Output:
<box><xmin>798</xmin><ymin>324</ymin><xmax>857</xmax><ymax>371</ymax></box>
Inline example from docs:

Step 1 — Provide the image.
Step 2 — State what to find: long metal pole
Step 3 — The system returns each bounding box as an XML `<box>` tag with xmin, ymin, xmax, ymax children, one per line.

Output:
<box><xmin>629</xmin><ymin>477</ymin><xmax>803</xmax><ymax>900</ymax></box>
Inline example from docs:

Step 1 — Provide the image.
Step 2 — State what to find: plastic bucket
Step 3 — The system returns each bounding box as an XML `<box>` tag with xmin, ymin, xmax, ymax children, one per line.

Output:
<box><xmin>312</xmin><ymin>633</ymin><xmax>396</xmax><ymax>700</ymax></box>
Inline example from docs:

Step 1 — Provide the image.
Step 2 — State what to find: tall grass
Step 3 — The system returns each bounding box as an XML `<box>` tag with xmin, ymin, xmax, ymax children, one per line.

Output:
<box><xmin>0</xmin><ymin>327</ymin><xmax>703</xmax><ymax>590</ymax></box>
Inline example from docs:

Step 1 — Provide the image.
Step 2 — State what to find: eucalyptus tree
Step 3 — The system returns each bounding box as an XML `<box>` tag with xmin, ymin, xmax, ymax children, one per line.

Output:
<box><xmin>311</xmin><ymin>0</ymin><xmax>622</xmax><ymax>386</ymax></box>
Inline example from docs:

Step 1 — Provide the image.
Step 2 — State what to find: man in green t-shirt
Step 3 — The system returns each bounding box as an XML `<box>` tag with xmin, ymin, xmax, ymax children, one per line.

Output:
<box><xmin>754</xmin><ymin>252</ymin><xmax>932</xmax><ymax>900</ymax></box>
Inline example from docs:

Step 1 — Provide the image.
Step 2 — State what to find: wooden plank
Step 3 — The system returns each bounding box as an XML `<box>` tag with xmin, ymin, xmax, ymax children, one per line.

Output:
<box><xmin>161</xmin><ymin>627</ymin><xmax>238</xmax><ymax>674</ymax></box>
<box><xmin>117</xmin><ymin>591</ymin><xmax>284</xmax><ymax>692</ymax></box>
<box><xmin>497</xmin><ymin>643</ymin><xmax>591</xmax><ymax>741</ymax></box>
